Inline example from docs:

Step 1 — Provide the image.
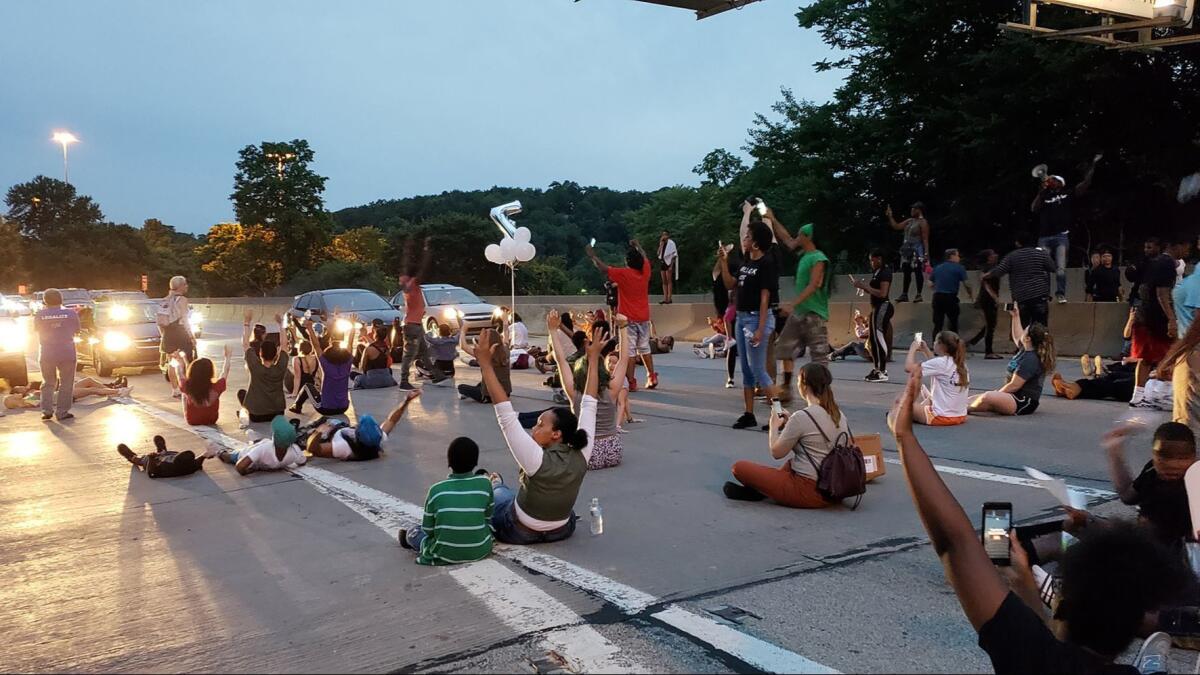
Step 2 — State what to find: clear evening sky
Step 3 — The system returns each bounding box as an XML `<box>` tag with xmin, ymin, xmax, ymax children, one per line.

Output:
<box><xmin>0</xmin><ymin>1</ymin><xmax>842</xmax><ymax>233</ymax></box>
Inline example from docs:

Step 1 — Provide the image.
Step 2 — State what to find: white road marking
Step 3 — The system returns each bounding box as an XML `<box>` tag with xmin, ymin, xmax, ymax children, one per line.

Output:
<box><xmin>450</xmin><ymin>560</ymin><xmax>646</xmax><ymax>674</ymax></box>
<box><xmin>132</xmin><ymin>402</ymin><xmax>835</xmax><ymax>673</ymax></box>
<box><xmin>652</xmin><ymin>605</ymin><xmax>840</xmax><ymax>674</ymax></box>
<box><xmin>881</xmin><ymin>458</ymin><xmax>1116</xmax><ymax>499</ymax></box>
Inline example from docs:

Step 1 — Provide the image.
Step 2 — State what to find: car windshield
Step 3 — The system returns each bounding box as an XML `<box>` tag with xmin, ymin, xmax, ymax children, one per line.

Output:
<box><xmin>96</xmin><ymin>304</ymin><xmax>157</xmax><ymax>326</ymax></box>
<box><xmin>97</xmin><ymin>292</ymin><xmax>149</xmax><ymax>303</ymax></box>
<box><xmin>322</xmin><ymin>291</ymin><xmax>392</xmax><ymax>312</ymax></box>
<box><xmin>61</xmin><ymin>290</ymin><xmax>92</xmax><ymax>304</ymax></box>
<box><xmin>424</xmin><ymin>288</ymin><xmax>484</xmax><ymax>306</ymax></box>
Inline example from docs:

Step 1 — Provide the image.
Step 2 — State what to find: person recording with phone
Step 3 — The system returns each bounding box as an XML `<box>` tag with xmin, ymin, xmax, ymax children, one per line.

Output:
<box><xmin>968</xmin><ymin>305</ymin><xmax>1054</xmax><ymax>417</ymax></box>
<box><xmin>719</xmin><ymin>221</ymin><xmax>780</xmax><ymax>430</ymax></box>
<box><xmin>889</xmin><ymin>368</ymin><xmax>1189</xmax><ymax>674</ymax></box>
<box><xmin>849</xmin><ymin>249</ymin><xmax>893</xmax><ymax>383</ymax></box>
<box><xmin>885</xmin><ymin>202</ymin><xmax>930</xmax><ymax>304</ymax></box>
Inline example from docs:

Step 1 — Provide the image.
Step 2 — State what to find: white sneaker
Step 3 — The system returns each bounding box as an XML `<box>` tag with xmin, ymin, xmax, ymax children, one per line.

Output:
<box><xmin>725</xmin><ymin>379</ymin><xmax>735</xmax><ymax>388</ymax></box>
<box><xmin>1095</xmin><ymin>355</ymin><xmax>1106</xmax><ymax>377</ymax></box>
<box><xmin>1056</xmin><ymin>295</ymin><xmax>1068</xmax><ymax>304</ymax></box>
<box><xmin>1080</xmin><ymin>355</ymin><xmax>1095</xmax><ymax>378</ymax></box>
<box><xmin>1134</xmin><ymin>631</ymin><xmax>1172</xmax><ymax>674</ymax></box>
<box><xmin>693</xmin><ymin>347</ymin><xmax>708</xmax><ymax>359</ymax></box>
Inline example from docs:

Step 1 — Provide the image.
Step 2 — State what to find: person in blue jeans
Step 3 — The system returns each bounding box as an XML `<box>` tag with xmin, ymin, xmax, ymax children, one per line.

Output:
<box><xmin>719</xmin><ymin>219</ymin><xmax>781</xmax><ymax>429</ymax></box>
<box><xmin>1032</xmin><ymin>155</ymin><xmax>1099</xmax><ymax>303</ymax></box>
<box><xmin>33</xmin><ymin>288</ymin><xmax>81</xmax><ymax>421</ymax></box>
<box><xmin>475</xmin><ymin>326</ymin><xmax>600</xmax><ymax>545</ymax></box>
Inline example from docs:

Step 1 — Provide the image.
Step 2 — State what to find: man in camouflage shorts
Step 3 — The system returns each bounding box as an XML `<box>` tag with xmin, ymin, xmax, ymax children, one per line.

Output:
<box><xmin>766</xmin><ymin>219</ymin><xmax>831</xmax><ymax>403</ymax></box>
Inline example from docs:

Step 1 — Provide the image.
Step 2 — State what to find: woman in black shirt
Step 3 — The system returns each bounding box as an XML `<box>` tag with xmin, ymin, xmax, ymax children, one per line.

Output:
<box><xmin>968</xmin><ymin>249</ymin><xmax>1003</xmax><ymax>359</ymax></box>
<box><xmin>719</xmin><ymin>221</ymin><xmax>780</xmax><ymax>430</ymax></box>
<box><xmin>850</xmin><ymin>249</ymin><xmax>894</xmax><ymax>382</ymax></box>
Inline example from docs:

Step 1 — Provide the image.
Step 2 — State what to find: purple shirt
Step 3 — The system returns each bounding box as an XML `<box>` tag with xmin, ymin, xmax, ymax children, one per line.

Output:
<box><xmin>35</xmin><ymin>307</ymin><xmax>81</xmax><ymax>361</ymax></box>
<box><xmin>318</xmin><ymin>354</ymin><xmax>352</xmax><ymax>410</ymax></box>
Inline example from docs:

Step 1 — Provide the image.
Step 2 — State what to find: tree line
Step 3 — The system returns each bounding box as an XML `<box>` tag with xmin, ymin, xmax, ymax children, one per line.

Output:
<box><xmin>5</xmin><ymin>0</ymin><xmax>1199</xmax><ymax>299</ymax></box>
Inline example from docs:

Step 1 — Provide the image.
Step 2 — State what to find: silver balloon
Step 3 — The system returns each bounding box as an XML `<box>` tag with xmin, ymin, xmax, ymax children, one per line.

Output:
<box><xmin>489</xmin><ymin>201</ymin><xmax>522</xmax><ymax>238</ymax></box>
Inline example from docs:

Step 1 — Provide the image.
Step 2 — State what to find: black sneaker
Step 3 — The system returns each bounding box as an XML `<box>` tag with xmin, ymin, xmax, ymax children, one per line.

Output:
<box><xmin>57</xmin><ymin>413</ymin><xmax>75</xmax><ymax>421</ymax></box>
<box><xmin>431</xmin><ymin>373</ymin><xmax>449</xmax><ymax>384</ymax></box>
<box><xmin>117</xmin><ymin>444</ymin><xmax>139</xmax><ymax>465</ymax></box>
<box><xmin>723</xmin><ymin>481</ymin><xmax>765</xmax><ymax>501</ymax></box>
<box><xmin>864</xmin><ymin>371</ymin><xmax>889</xmax><ymax>383</ymax></box>
<box><xmin>732</xmin><ymin>412</ymin><xmax>758</xmax><ymax>429</ymax></box>
<box><xmin>42</xmin><ymin>412</ymin><xmax>53</xmax><ymax>420</ymax></box>
<box><xmin>153</xmin><ymin>435</ymin><xmax>168</xmax><ymax>453</ymax></box>
<box><xmin>913</xmin><ymin>294</ymin><xmax>923</xmax><ymax>303</ymax></box>
<box><xmin>398</xmin><ymin>382</ymin><xmax>416</xmax><ymax>391</ymax></box>
<box><xmin>895</xmin><ymin>294</ymin><xmax>909</xmax><ymax>303</ymax></box>
<box><xmin>398</xmin><ymin>528</ymin><xmax>413</xmax><ymax>550</ymax></box>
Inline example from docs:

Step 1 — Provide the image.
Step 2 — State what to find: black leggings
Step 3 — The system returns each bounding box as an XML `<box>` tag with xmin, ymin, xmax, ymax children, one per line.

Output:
<box><xmin>1075</xmin><ymin>373</ymin><xmax>1136</xmax><ymax>401</ymax></box>
<box><xmin>901</xmin><ymin>260</ymin><xmax>924</xmax><ymax>297</ymax></box>
<box><xmin>295</xmin><ymin>379</ymin><xmax>321</xmax><ymax>409</ymax></box>
<box><xmin>931</xmin><ymin>293</ymin><xmax>960</xmax><ymax>335</ymax></box>
<box><xmin>869</xmin><ymin>302</ymin><xmax>894</xmax><ymax>372</ymax></box>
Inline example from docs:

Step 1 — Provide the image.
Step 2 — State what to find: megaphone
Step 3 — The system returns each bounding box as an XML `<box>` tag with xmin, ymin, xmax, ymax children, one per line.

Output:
<box><xmin>1031</xmin><ymin>164</ymin><xmax>1048</xmax><ymax>180</ymax></box>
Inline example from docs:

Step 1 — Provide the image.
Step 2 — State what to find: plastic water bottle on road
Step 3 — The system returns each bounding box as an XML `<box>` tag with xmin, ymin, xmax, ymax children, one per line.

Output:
<box><xmin>589</xmin><ymin>497</ymin><xmax>604</xmax><ymax>536</ymax></box>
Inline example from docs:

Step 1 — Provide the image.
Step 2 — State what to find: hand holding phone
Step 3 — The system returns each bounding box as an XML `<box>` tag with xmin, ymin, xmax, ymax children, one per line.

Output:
<box><xmin>589</xmin><ymin>238</ymin><xmax>596</xmax><ymax>248</ymax></box>
<box><xmin>1004</xmin><ymin>302</ymin><xmax>1016</xmax><ymax>313</ymax></box>
<box><xmin>982</xmin><ymin>502</ymin><xmax>1013</xmax><ymax>566</ymax></box>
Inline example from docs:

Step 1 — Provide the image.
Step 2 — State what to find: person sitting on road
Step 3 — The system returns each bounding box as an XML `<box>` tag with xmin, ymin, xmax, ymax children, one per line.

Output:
<box><xmin>351</xmin><ymin>324</ymin><xmax>400</xmax><ymax>390</ymax></box>
<box><xmin>399</xmin><ymin>436</ymin><xmax>495</xmax><ymax>565</ymax></box>
<box><xmin>476</xmin><ymin>327</ymin><xmax>599</xmax><ymax>545</ymax></box>
<box><xmin>551</xmin><ymin>313</ymin><xmax>630</xmax><ymax>470</ymax></box>
<box><xmin>724</xmin><ymin>362</ymin><xmax>849</xmax><ymax>508</ymax></box>
<box><xmin>418</xmin><ymin>322</ymin><xmax>459</xmax><ymax>380</ymax></box>
<box><xmin>969</xmin><ymin>306</ymin><xmax>1054</xmax><ymax>417</ymax></box>
<box><xmin>288</xmin><ymin>339</ymin><xmax>322</xmax><ymax>415</ymax></box>
<box><xmin>172</xmin><ymin>344</ymin><xmax>231</xmax><ymax>426</ymax></box>
<box><xmin>218</xmin><ymin>415</ymin><xmax>306</xmax><ymax>475</ymax></box>
<box><xmin>458</xmin><ymin>325</ymin><xmax>512</xmax><ymax>404</ymax></box>
<box><xmin>692</xmin><ymin>316</ymin><xmax>729</xmax><ymax>358</ymax></box>
<box><xmin>1106</xmin><ymin>421</ymin><xmax>1196</xmax><ymax>547</ymax></box>
<box><xmin>118</xmin><ymin>434</ymin><xmax>216</xmax><ymax>479</ymax></box>
<box><xmin>888</xmin><ymin>369</ymin><xmax>1190</xmax><ymax>674</ymax></box>
<box><xmin>237</xmin><ymin>310</ymin><xmax>290</xmax><ymax>423</ymax></box>
<box><xmin>305</xmin><ymin>389</ymin><xmax>420</xmax><ymax>462</ymax></box>
<box><xmin>1051</xmin><ymin>360</ymin><xmax>1136</xmax><ymax>402</ymax></box>
<box><xmin>897</xmin><ymin>331</ymin><xmax>970</xmax><ymax>427</ymax></box>
<box><xmin>294</xmin><ymin>316</ymin><xmax>352</xmax><ymax>416</ymax></box>
<box><xmin>830</xmin><ymin>310</ymin><xmax>871</xmax><ymax>362</ymax></box>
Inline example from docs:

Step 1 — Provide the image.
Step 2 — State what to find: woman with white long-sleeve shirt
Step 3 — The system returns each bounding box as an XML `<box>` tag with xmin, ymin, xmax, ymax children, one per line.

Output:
<box><xmin>550</xmin><ymin>312</ymin><xmax>630</xmax><ymax>469</ymax></box>
<box><xmin>476</xmin><ymin>326</ymin><xmax>601</xmax><ymax>545</ymax></box>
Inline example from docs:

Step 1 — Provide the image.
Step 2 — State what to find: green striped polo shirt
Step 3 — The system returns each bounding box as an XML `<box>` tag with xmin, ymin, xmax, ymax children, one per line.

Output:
<box><xmin>417</xmin><ymin>473</ymin><xmax>495</xmax><ymax>566</ymax></box>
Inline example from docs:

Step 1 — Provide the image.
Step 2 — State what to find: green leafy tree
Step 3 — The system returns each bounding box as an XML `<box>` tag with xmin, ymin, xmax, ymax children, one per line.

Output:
<box><xmin>325</xmin><ymin>226</ymin><xmax>388</xmax><ymax>267</ymax></box>
<box><xmin>281</xmin><ymin>261</ymin><xmax>392</xmax><ymax>296</ymax></box>
<box><xmin>0</xmin><ymin>217</ymin><xmax>26</xmax><ymax>290</ymax></box>
<box><xmin>196</xmin><ymin>223</ymin><xmax>283</xmax><ymax>296</ymax></box>
<box><xmin>140</xmin><ymin>218</ymin><xmax>205</xmax><ymax>296</ymax></box>
<box><xmin>693</xmin><ymin>149</ymin><xmax>748</xmax><ymax>188</ymax></box>
<box><xmin>231</xmin><ymin>140</ymin><xmax>331</xmax><ymax>276</ymax></box>
<box><xmin>5</xmin><ymin>176</ymin><xmax>103</xmax><ymax>242</ymax></box>
<box><xmin>516</xmin><ymin>256</ymin><xmax>572</xmax><ymax>295</ymax></box>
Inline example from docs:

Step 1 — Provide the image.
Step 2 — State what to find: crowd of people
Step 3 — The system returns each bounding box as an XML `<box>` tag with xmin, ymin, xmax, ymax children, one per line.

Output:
<box><xmin>12</xmin><ymin>171</ymin><xmax>1200</xmax><ymax>671</ymax></box>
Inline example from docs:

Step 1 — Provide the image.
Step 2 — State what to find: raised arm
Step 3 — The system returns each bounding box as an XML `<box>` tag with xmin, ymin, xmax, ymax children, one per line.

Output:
<box><xmin>276</xmin><ymin>313</ymin><xmax>289</xmax><ymax>355</ymax></box>
<box><xmin>220</xmin><ymin>343</ymin><xmax>232</xmax><ymax>380</ymax></box>
<box><xmin>607</xmin><ymin>320</ymin><xmax>631</xmax><ymax>397</ymax></box>
<box><xmin>585</xmin><ymin>243</ymin><xmax>610</xmax><ymax>273</ymax></box>
<box><xmin>578</xmin><ymin>327</ymin><xmax>604</xmax><ymax>463</ymax></box>
<box><xmin>1076</xmin><ymin>156</ymin><xmax>1100</xmax><ymax>197</ymax></box>
<box><xmin>478</xmin><ymin>329</ymin><xmax>546</xmax><ymax>474</ymax></box>
<box><xmin>905</xmin><ymin>338</ymin><xmax>930</xmax><ymax>373</ymax></box>
<box><xmin>548</xmin><ymin>312</ymin><xmax>578</xmax><ymax>401</ymax></box>
<box><xmin>718</xmin><ymin>245</ymin><xmax>736</xmax><ymax>290</ymax></box>
<box><xmin>1102</xmin><ymin>424</ymin><xmax>1140</xmax><ymax>503</ymax></box>
<box><xmin>381</xmin><ymin>389</ymin><xmax>421</xmax><ymax>434</ymax></box>
<box><xmin>890</xmin><ymin>369</ymin><xmax>1009</xmax><ymax>630</ymax></box>
<box><xmin>242</xmin><ymin>309</ymin><xmax>254</xmax><ymax>351</ymax></box>
<box><xmin>1008</xmin><ymin>305</ymin><xmax>1026</xmax><ymax>346</ymax></box>
<box><xmin>475</xmin><ymin>329</ymin><xmax>510</xmax><ymax>405</ymax></box>
<box><xmin>885</xmin><ymin>205</ymin><xmax>904</xmax><ymax>231</ymax></box>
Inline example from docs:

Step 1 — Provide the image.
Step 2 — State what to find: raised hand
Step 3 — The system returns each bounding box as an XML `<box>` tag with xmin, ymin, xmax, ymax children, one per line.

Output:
<box><xmin>547</xmin><ymin>310</ymin><xmax>561</xmax><ymax>332</ymax></box>
<box><xmin>474</xmin><ymin>328</ymin><xmax>497</xmax><ymax>364</ymax></box>
<box><xmin>243</xmin><ymin>308</ymin><xmax>254</xmax><ymax>322</ymax></box>
<box><xmin>585</xmin><ymin>327</ymin><xmax>610</xmax><ymax>360</ymax></box>
<box><xmin>889</xmin><ymin>365</ymin><xmax>922</xmax><ymax>437</ymax></box>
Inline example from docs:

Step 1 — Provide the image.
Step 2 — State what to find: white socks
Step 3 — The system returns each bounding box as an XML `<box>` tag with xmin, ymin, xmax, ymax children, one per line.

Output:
<box><xmin>1131</xmin><ymin>386</ymin><xmax>1145</xmax><ymax>404</ymax></box>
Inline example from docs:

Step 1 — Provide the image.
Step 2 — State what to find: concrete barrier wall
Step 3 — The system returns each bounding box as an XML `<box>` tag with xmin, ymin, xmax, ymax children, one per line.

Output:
<box><xmin>195</xmin><ymin>295</ymin><xmax>1130</xmax><ymax>357</ymax></box>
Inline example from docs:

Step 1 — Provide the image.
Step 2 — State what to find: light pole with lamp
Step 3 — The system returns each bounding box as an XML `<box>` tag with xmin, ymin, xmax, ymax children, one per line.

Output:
<box><xmin>51</xmin><ymin>131</ymin><xmax>79</xmax><ymax>184</ymax></box>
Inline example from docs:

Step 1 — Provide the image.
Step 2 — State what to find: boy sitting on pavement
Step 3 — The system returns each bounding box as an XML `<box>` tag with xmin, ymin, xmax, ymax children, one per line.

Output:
<box><xmin>1106</xmin><ymin>420</ymin><xmax>1197</xmax><ymax>547</ymax></box>
<box><xmin>398</xmin><ymin>436</ymin><xmax>494</xmax><ymax>565</ymax></box>
<box><xmin>218</xmin><ymin>415</ymin><xmax>306</xmax><ymax>475</ymax></box>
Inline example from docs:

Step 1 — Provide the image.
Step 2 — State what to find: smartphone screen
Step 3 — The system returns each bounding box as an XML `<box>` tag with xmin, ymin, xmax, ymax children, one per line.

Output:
<box><xmin>1003</xmin><ymin>302</ymin><xmax>1015</xmax><ymax>312</ymax></box>
<box><xmin>589</xmin><ymin>238</ymin><xmax>596</xmax><ymax>248</ymax></box>
<box><xmin>982</xmin><ymin>502</ymin><xmax>1013</xmax><ymax>565</ymax></box>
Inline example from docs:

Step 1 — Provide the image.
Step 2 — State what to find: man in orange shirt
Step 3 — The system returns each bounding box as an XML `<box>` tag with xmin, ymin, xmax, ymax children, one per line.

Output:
<box><xmin>398</xmin><ymin>238</ymin><xmax>434</xmax><ymax>391</ymax></box>
<box><xmin>586</xmin><ymin>239</ymin><xmax>659</xmax><ymax>390</ymax></box>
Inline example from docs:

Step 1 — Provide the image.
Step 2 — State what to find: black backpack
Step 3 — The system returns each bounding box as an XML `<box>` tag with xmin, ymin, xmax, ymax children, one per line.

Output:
<box><xmin>800</xmin><ymin>410</ymin><xmax>867</xmax><ymax>509</ymax></box>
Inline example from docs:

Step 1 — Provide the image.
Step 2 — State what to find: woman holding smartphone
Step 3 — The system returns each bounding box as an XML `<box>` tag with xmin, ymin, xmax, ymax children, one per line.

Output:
<box><xmin>969</xmin><ymin>306</ymin><xmax>1055</xmax><ymax>416</ymax></box>
<box><xmin>849</xmin><ymin>249</ymin><xmax>894</xmax><ymax>383</ymax></box>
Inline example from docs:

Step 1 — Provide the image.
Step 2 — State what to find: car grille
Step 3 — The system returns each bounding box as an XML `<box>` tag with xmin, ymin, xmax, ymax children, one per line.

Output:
<box><xmin>462</xmin><ymin>314</ymin><xmax>492</xmax><ymax>322</ymax></box>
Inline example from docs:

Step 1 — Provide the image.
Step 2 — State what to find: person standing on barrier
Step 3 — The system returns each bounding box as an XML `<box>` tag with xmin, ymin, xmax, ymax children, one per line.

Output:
<box><xmin>930</xmin><ymin>249</ymin><xmax>973</xmax><ymax>336</ymax></box>
<box><xmin>982</xmin><ymin>231</ymin><xmax>1055</xmax><ymax>330</ymax></box>
<box><xmin>1032</xmin><ymin>156</ymin><xmax>1099</xmax><ymax>304</ymax></box>
<box><xmin>886</xmin><ymin>202</ymin><xmax>929</xmax><ymax>304</ymax></box>
<box><xmin>967</xmin><ymin>249</ymin><xmax>1002</xmax><ymax>359</ymax></box>
<box><xmin>850</xmin><ymin>250</ymin><xmax>893</xmax><ymax>383</ymax></box>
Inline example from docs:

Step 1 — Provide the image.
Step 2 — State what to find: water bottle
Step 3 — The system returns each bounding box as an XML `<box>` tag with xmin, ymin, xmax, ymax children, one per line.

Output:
<box><xmin>589</xmin><ymin>497</ymin><xmax>604</xmax><ymax>536</ymax></box>
<box><xmin>237</xmin><ymin>408</ymin><xmax>250</xmax><ymax>429</ymax></box>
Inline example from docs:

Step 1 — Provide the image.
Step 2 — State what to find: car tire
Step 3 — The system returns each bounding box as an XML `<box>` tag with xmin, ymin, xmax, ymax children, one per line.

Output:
<box><xmin>95</xmin><ymin>351</ymin><xmax>113</xmax><ymax>377</ymax></box>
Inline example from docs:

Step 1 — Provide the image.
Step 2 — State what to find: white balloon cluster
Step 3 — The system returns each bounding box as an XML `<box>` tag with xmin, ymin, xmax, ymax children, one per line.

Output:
<box><xmin>486</xmin><ymin>201</ymin><xmax>536</xmax><ymax>265</ymax></box>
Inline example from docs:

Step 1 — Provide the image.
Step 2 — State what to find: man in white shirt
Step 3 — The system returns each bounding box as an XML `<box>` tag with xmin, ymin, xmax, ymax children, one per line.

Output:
<box><xmin>658</xmin><ymin>231</ymin><xmax>678</xmax><ymax>305</ymax></box>
<box><xmin>218</xmin><ymin>415</ymin><xmax>306</xmax><ymax>475</ymax></box>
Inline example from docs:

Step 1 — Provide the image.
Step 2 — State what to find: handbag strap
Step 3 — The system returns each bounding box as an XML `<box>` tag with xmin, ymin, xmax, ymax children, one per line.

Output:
<box><xmin>799</xmin><ymin>409</ymin><xmax>831</xmax><ymax>475</ymax></box>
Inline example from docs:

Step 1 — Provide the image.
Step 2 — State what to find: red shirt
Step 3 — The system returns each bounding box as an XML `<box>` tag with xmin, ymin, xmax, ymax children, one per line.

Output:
<box><xmin>606</xmin><ymin>259</ymin><xmax>651</xmax><ymax>323</ymax></box>
<box><xmin>184</xmin><ymin>377</ymin><xmax>227</xmax><ymax>426</ymax></box>
<box><xmin>402</xmin><ymin>277</ymin><xmax>425</xmax><ymax>325</ymax></box>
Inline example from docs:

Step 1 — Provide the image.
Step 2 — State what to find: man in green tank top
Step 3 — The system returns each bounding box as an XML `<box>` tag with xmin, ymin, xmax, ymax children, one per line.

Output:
<box><xmin>769</xmin><ymin>219</ymin><xmax>832</xmax><ymax>403</ymax></box>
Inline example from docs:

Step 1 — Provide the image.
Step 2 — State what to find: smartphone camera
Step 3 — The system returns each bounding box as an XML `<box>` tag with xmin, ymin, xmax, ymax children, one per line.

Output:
<box><xmin>1003</xmin><ymin>302</ymin><xmax>1015</xmax><ymax>312</ymax></box>
<box><xmin>982</xmin><ymin>502</ymin><xmax>1013</xmax><ymax>566</ymax></box>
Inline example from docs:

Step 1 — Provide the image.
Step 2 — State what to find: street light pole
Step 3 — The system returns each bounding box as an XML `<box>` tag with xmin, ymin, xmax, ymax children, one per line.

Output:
<box><xmin>51</xmin><ymin>131</ymin><xmax>79</xmax><ymax>184</ymax></box>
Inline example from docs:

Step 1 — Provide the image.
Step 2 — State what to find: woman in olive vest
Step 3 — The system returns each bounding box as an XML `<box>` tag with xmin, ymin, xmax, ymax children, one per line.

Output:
<box><xmin>475</xmin><ymin>326</ymin><xmax>601</xmax><ymax>545</ymax></box>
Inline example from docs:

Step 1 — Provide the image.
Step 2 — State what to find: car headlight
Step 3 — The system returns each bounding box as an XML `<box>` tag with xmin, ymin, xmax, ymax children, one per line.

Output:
<box><xmin>102</xmin><ymin>331</ymin><xmax>133</xmax><ymax>352</ymax></box>
<box><xmin>335</xmin><ymin>318</ymin><xmax>353</xmax><ymax>334</ymax></box>
<box><xmin>442</xmin><ymin>307</ymin><xmax>457</xmax><ymax>321</ymax></box>
<box><xmin>189</xmin><ymin>311</ymin><xmax>203</xmax><ymax>331</ymax></box>
<box><xmin>0</xmin><ymin>322</ymin><xmax>26</xmax><ymax>353</ymax></box>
